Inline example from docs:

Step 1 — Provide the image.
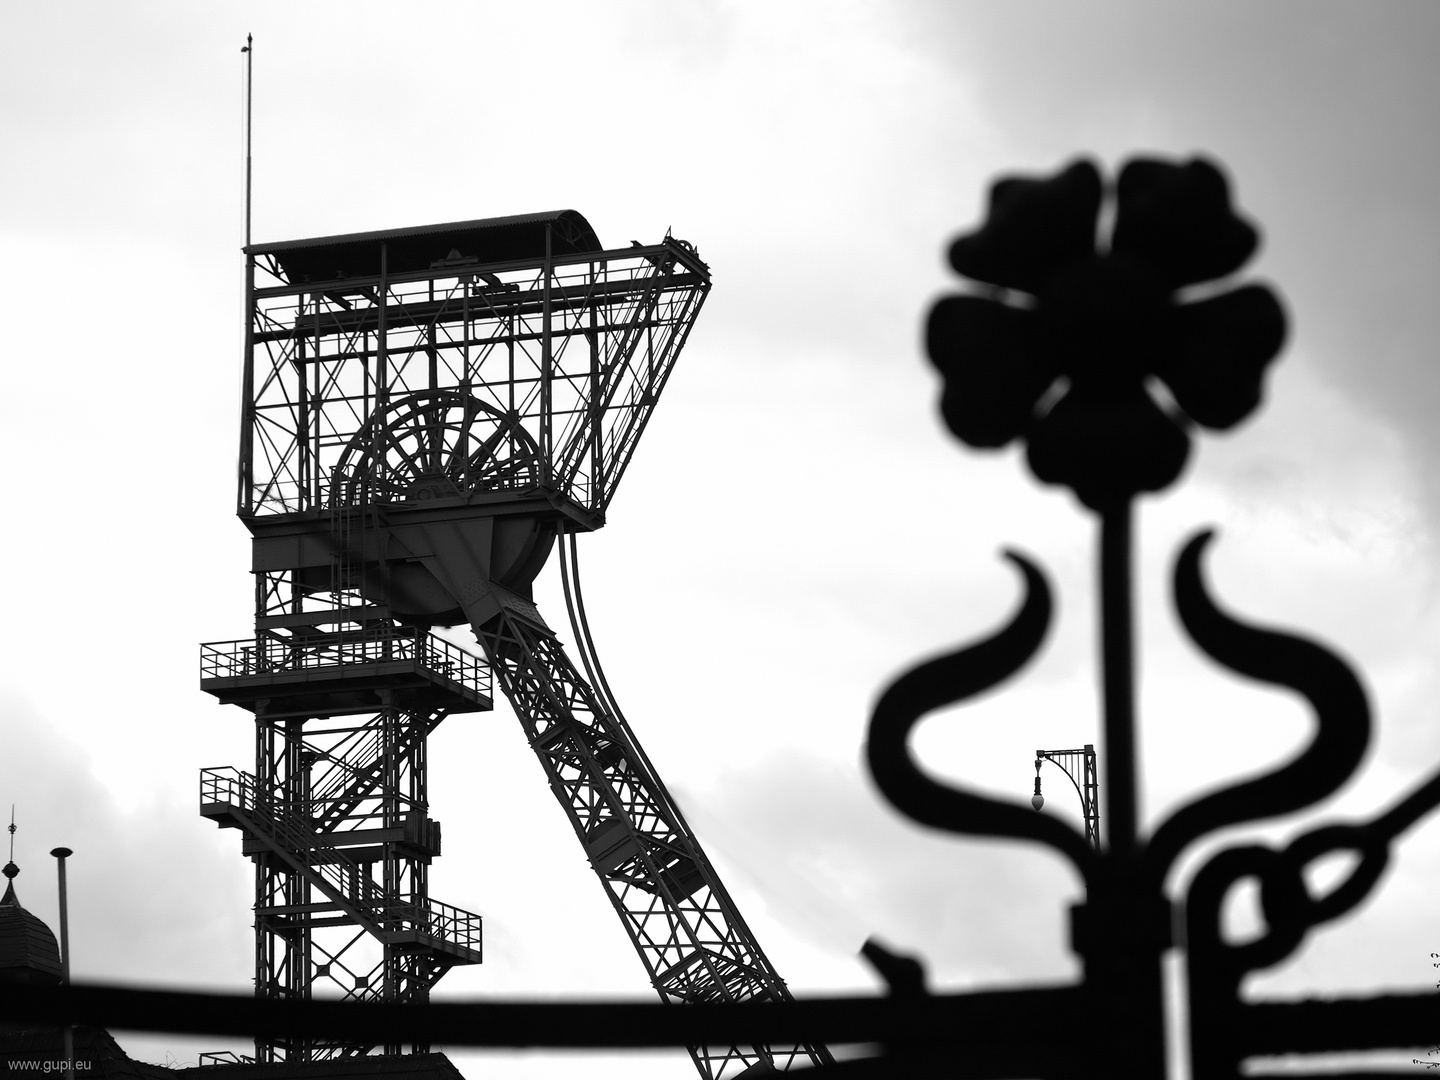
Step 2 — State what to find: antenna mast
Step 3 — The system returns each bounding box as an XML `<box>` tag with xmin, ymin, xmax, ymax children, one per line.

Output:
<box><xmin>241</xmin><ymin>34</ymin><xmax>253</xmax><ymax>248</ymax></box>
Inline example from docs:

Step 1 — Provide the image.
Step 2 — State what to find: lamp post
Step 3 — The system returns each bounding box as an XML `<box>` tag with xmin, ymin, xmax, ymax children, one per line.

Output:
<box><xmin>1030</xmin><ymin>746</ymin><xmax>1100</xmax><ymax>850</ymax></box>
<box><xmin>50</xmin><ymin>847</ymin><xmax>73</xmax><ymax>1080</ymax></box>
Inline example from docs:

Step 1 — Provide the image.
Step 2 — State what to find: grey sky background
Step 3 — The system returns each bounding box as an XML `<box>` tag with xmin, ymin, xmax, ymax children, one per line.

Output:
<box><xmin>2</xmin><ymin>3</ymin><xmax>1438</xmax><ymax>1076</ymax></box>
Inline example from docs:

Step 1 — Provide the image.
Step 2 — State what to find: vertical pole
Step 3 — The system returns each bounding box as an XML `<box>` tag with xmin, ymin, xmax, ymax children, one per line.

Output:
<box><xmin>1093</xmin><ymin>499</ymin><xmax>1165</xmax><ymax>1078</ymax></box>
<box><xmin>371</xmin><ymin>242</ymin><xmax>389</xmax><ymax>509</ymax></box>
<box><xmin>541</xmin><ymin>223</ymin><xmax>553</xmax><ymax>485</ymax></box>
<box><xmin>239</xmin><ymin>253</ymin><xmax>256</xmax><ymax>515</ymax></box>
<box><xmin>1083</xmin><ymin>743</ymin><xmax>1099</xmax><ymax>849</ymax></box>
<box><xmin>381</xmin><ymin>701</ymin><xmax>400</xmax><ymax>1054</ymax></box>
<box><xmin>378</xmin><ymin>243</ymin><xmax>389</xmax><ymax>409</ymax></box>
<box><xmin>589</xmin><ymin>274</ymin><xmax>601</xmax><ymax>507</ymax></box>
<box><xmin>238</xmin><ymin>34</ymin><xmax>255</xmax><ymax>516</ymax></box>
<box><xmin>459</xmin><ymin>281</ymin><xmax>472</xmax><ymax>491</ymax></box>
<box><xmin>243</xmin><ymin>34</ymin><xmax>253</xmax><ymax>250</ymax></box>
<box><xmin>296</xmin><ymin>295</ymin><xmax>310</xmax><ymax>510</ymax></box>
<box><xmin>1099</xmin><ymin>500</ymin><xmax>1136</xmax><ymax>856</ymax></box>
<box><xmin>49</xmin><ymin>847</ymin><xmax>73</xmax><ymax>1080</ymax></box>
<box><xmin>253</xmin><ymin>711</ymin><xmax>270</xmax><ymax>1062</ymax></box>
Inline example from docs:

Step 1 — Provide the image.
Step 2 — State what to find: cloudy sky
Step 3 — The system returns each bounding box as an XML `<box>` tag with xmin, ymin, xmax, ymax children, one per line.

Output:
<box><xmin>2</xmin><ymin>2</ymin><xmax>1439</xmax><ymax>1076</ymax></box>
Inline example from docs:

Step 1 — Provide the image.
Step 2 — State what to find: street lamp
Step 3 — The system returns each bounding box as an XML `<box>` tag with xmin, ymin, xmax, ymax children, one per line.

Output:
<box><xmin>1031</xmin><ymin>745</ymin><xmax>1100</xmax><ymax>849</ymax></box>
<box><xmin>50</xmin><ymin>846</ymin><xmax>74</xmax><ymax>1080</ymax></box>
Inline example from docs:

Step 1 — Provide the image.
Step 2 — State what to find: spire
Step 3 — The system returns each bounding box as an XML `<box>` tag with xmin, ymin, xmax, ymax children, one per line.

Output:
<box><xmin>0</xmin><ymin>807</ymin><xmax>61</xmax><ymax>984</ymax></box>
<box><xmin>3</xmin><ymin>806</ymin><xmax>19</xmax><ymax>905</ymax></box>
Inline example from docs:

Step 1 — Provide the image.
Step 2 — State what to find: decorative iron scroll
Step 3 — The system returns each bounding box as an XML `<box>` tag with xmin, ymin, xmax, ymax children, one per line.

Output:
<box><xmin>6</xmin><ymin>156</ymin><xmax>1438</xmax><ymax>1079</ymax></box>
<box><xmin>872</xmin><ymin>155</ymin><xmax>1440</xmax><ymax>1077</ymax></box>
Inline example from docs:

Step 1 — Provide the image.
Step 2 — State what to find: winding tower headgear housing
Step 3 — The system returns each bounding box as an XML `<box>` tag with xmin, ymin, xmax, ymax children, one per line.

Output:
<box><xmin>200</xmin><ymin>211</ymin><xmax>828</xmax><ymax>1076</ymax></box>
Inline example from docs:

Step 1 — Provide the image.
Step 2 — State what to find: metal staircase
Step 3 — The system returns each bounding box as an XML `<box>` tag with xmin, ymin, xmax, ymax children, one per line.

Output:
<box><xmin>200</xmin><ymin>766</ymin><xmax>482</xmax><ymax>974</ymax></box>
<box><xmin>199</xmin><ymin>623</ymin><xmax>491</xmax><ymax>1059</ymax></box>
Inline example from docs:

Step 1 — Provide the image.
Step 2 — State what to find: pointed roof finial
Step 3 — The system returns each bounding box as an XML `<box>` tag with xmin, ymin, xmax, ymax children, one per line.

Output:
<box><xmin>3</xmin><ymin>806</ymin><xmax>17</xmax><ymax>882</ymax></box>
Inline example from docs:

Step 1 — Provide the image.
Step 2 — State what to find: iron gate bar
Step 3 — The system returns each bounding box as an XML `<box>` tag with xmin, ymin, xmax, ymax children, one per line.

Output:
<box><xmin>4</xmin><ymin>983</ymin><xmax>1435</xmax><ymax>1061</ymax></box>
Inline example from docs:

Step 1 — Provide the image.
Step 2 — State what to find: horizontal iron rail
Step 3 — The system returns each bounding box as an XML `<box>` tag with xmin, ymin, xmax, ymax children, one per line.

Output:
<box><xmin>2</xmin><ymin>983</ymin><xmax>1080</xmax><ymax>1049</ymax></box>
<box><xmin>200</xmin><ymin>632</ymin><xmax>488</xmax><ymax>694</ymax></box>
<box><xmin>251</xmin><ymin>241</ymin><xmax>709</xmax><ymax>300</ymax></box>
<box><xmin>1</xmin><ymin>983</ymin><xmax>1431</xmax><ymax>1060</ymax></box>
<box><xmin>252</xmin><ymin>275</ymin><xmax>706</xmax><ymax>345</ymax></box>
<box><xmin>253</xmin><ymin>318</ymin><xmax>682</xmax><ymax>360</ymax></box>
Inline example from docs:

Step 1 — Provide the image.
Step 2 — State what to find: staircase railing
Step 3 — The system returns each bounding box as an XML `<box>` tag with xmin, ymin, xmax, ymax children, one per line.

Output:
<box><xmin>199</xmin><ymin>766</ymin><xmax>481</xmax><ymax>956</ymax></box>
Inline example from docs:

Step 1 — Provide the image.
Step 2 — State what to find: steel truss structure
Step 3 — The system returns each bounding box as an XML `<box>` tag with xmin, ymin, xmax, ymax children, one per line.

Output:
<box><xmin>200</xmin><ymin>211</ymin><xmax>830</xmax><ymax>1076</ymax></box>
<box><xmin>200</xmin><ymin>617</ymin><xmax>490</xmax><ymax>1060</ymax></box>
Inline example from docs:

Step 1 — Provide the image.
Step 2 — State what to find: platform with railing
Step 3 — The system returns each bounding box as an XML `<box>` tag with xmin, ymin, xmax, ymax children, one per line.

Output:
<box><xmin>199</xmin><ymin>626</ymin><xmax>492</xmax><ymax>717</ymax></box>
<box><xmin>377</xmin><ymin>895</ymin><xmax>483</xmax><ymax>963</ymax></box>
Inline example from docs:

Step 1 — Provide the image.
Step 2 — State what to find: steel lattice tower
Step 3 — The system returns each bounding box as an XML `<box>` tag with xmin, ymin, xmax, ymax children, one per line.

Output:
<box><xmin>199</xmin><ymin>211</ymin><xmax>832</xmax><ymax>1076</ymax></box>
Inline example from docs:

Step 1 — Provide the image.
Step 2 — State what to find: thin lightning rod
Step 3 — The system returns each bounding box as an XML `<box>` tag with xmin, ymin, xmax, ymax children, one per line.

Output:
<box><xmin>242</xmin><ymin>33</ymin><xmax>253</xmax><ymax>248</ymax></box>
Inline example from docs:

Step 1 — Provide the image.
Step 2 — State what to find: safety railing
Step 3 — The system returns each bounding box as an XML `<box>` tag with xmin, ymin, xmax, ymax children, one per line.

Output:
<box><xmin>407</xmin><ymin>896</ymin><xmax>483</xmax><ymax>955</ymax></box>
<box><xmin>199</xmin><ymin>629</ymin><xmax>490</xmax><ymax>698</ymax></box>
<box><xmin>200</xmin><ymin>766</ymin><xmax>257</xmax><ymax>812</ymax></box>
<box><xmin>308</xmin><ymin>728</ymin><xmax>385</xmax><ymax>806</ymax></box>
<box><xmin>198</xmin><ymin>766</ymin><xmax>482</xmax><ymax>957</ymax></box>
<box><xmin>202</xmin><ymin>766</ymin><xmax>405</xmax><ymax>828</ymax></box>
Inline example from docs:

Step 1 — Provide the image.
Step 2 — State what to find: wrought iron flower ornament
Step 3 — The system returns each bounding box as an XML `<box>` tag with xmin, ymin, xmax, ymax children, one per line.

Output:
<box><xmin>928</xmin><ymin>157</ymin><xmax>1286</xmax><ymax>509</ymax></box>
<box><xmin>859</xmin><ymin>153</ymin><xmax>1440</xmax><ymax>1079</ymax></box>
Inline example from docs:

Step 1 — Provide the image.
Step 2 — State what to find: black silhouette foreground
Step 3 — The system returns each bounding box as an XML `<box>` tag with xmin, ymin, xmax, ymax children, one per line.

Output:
<box><xmin>4</xmin><ymin>158</ymin><xmax>1437</xmax><ymax>1080</ymax></box>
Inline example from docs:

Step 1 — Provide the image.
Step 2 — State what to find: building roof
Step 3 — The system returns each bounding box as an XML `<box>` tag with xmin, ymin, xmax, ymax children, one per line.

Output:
<box><xmin>0</xmin><ymin>867</ymin><xmax>63</xmax><ymax>985</ymax></box>
<box><xmin>178</xmin><ymin>1053</ymin><xmax>468</xmax><ymax>1080</ymax></box>
<box><xmin>246</xmin><ymin>210</ymin><xmax>603</xmax><ymax>284</ymax></box>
